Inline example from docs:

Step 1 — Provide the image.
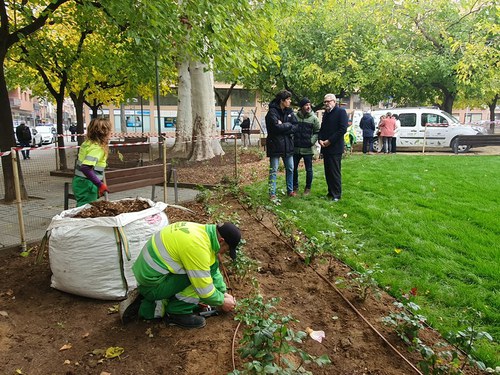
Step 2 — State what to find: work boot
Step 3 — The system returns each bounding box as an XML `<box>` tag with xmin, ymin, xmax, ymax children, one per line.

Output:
<box><xmin>165</xmin><ymin>313</ymin><xmax>206</xmax><ymax>329</ymax></box>
<box><xmin>119</xmin><ymin>289</ymin><xmax>143</xmax><ymax>324</ymax></box>
<box><xmin>303</xmin><ymin>188</ymin><xmax>311</xmax><ymax>196</ymax></box>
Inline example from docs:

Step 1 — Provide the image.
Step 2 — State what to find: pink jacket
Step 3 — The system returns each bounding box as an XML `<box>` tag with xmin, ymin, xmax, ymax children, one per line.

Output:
<box><xmin>379</xmin><ymin>117</ymin><xmax>396</xmax><ymax>137</ymax></box>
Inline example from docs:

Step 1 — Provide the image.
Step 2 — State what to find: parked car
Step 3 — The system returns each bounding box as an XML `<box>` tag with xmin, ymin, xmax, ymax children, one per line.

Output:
<box><xmin>36</xmin><ymin>125</ymin><xmax>57</xmax><ymax>144</ymax></box>
<box><xmin>14</xmin><ymin>126</ymin><xmax>43</xmax><ymax>147</ymax></box>
<box><xmin>352</xmin><ymin>107</ymin><xmax>486</xmax><ymax>153</ymax></box>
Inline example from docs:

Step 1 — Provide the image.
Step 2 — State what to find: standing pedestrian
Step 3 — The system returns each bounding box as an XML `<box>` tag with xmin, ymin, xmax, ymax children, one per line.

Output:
<box><xmin>240</xmin><ymin>115</ymin><xmax>251</xmax><ymax>149</ymax></box>
<box><xmin>359</xmin><ymin>110</ymin><xmax>376</xmax><ymax>154</ymax></box>
<box><xmin>391</xmin><ymin>114</ymin><xmax>401</xmax><ymax>154</ymax></box>
<box><xmin>379</xmin><ymin>112</ymin><xmax>396</xmax><ymax>154</ymax></box>
<box><xmin>293</xmin><ymin>97</ymin><xmax>320</xmax><ymax>196</ymax></box>
<box><xmin>265</xmin><ymin>90</ymin><xmax>298</xmax><ymax>200</ymax></box>
<box><xmin>72</xmin><ymin>118</ymin><xmax>112</xmax><ymax>207</ymax></box>
<box><xmin>69</xmin><ymin>123</ymin><xmax>77</xmax><ymax>142</ymax></box>
<box><xmin>318</xmin><ymin>94</ymin><xmax>348</xmax><ymax>201</ymax></box>
<box><xmin>16</xmin><ymin>123</ymin><xmax>32</xmax><ymax>160</ymax></box>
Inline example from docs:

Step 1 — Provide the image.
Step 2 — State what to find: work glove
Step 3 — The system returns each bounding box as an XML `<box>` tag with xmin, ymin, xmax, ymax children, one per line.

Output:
<box><xmin>98</xmin><ymin>183</ymin><xmax>109</xmax><ymax>197</ymax></box>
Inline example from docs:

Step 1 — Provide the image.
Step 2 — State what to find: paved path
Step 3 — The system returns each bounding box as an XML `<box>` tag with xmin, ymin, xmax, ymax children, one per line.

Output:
<box><xmin>0</xmin><ymin>144</ymin><xmax>198</xmax><ymax>250</ymax></box>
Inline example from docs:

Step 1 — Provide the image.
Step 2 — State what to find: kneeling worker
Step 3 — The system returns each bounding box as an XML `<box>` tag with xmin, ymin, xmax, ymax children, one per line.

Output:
<box><xmin>120</xmin><ymin>221</ymin><xmax>241</xmax><ymax>329</ymax></box>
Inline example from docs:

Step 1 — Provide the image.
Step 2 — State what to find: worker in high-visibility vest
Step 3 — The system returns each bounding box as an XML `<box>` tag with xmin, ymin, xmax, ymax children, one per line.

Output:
<box><xmin>120</xmin><ymin>221</ymin><xmax>241</xmax><ymax>329</ymax></box>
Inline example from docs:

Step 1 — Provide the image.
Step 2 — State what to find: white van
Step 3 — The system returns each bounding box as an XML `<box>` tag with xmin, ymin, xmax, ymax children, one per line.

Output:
<box><xmin>352</xmin><ymin>107</ymin><xmax>485</xmax><ymax>153</ymax></box>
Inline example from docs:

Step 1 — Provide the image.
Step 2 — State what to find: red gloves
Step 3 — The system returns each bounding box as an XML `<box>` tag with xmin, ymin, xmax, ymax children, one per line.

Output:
<box><xmin>98</xmin><ymin>183</ymin><xmax>109</xmax><ymax>197</ymax></box>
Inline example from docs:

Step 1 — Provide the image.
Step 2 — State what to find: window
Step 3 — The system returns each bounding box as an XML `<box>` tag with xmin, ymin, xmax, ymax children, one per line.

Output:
<box><xmin>156</xmin><ymin>93</ymin><xmax>178</xmax><ymax>106</ymax></box>
<box><xmin>399</xmin><ymin>113</ymin><xmax>416</xmax><ymax>127</ymax></box>
<box><xmin>464</xmin><ymin>113</ymin><xmax>482</xmax><ymax>124</ymax></box>
<box><xmin>422</xmin><ymin>113</ymin><xmax>448</xmax><ymax>126</ymax></box>
<box><xmin>231</xmin><ymin>89</ymin><xmax>256</xmax><ymax>107</ymax></box>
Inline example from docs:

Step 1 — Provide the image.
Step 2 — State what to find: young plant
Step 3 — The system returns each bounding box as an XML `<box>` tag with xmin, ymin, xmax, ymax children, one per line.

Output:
<box><xmin>336</xmin><ymin>264</ymin><xmax>383</xmax><ymax>302</ymax></box>
<box><xmin>273</xmin><ymin>209</ymin><xmax>300</xmax><ymax>247</ymax></box>
<box><xmin>446</xmin><ymin>308</ymin><xmax>493</xmax><ymax>373</ymax></box>
<box><xmin>382</xmin><ymin>301</ymin><xmax>427</xmax><ymax>345</ymax></box>
<box><xmin>231</xmin><ymin>295</ymin><xmax>331</xmax><ymax>374</ymax></box>
<box><xmin>227</xmin><ymin>241</ymin><xmax>259</xmax><ymax>283</ymax></box>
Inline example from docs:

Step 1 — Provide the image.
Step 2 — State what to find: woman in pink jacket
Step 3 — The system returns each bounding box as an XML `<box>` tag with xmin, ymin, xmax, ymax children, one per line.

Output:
<box><xmin>379</xmin><ymin>112</ymin><xmax>396</xmax><ymax>154</ymax></box>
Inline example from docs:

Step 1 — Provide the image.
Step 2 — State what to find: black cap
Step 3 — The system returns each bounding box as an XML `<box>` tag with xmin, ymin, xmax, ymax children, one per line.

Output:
<box><xmin>299</xmin><ymin>97</ymin><xmax>311</xmax><ymax>108</ymax></box>
<box><xmin>217</xmin><ymin>223</ymin><xmax>241</xmax><ymax>260</ymax></box>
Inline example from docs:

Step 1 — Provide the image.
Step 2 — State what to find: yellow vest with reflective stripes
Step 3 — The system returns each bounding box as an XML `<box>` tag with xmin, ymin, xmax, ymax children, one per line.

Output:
<box><xmin>74</xmin><ymin>140</ymin><xmax>107</xmax><ymax>181</ymax></box>
<box><xmin>132</xmin><ymin>222</ymin><xmax>225</xmax><ymax>306</ymax></box>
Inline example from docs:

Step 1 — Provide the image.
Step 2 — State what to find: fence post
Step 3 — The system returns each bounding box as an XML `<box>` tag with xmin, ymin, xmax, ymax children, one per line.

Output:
<box><xmin>163</xmin><ymin>137</ymin><xmax>167</xmax><ymax>203</ymax></box>
<box><xmin>11</xmin><ymin>148</ymin><xmax>27</xmax><ymax>251</ymax></box>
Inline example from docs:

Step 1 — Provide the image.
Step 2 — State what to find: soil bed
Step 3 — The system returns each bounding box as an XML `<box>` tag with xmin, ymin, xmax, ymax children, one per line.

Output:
<box><xmin>0</xmin><ymin>148</ymin><xmax>486</xmax><ymax>375</ymax></box>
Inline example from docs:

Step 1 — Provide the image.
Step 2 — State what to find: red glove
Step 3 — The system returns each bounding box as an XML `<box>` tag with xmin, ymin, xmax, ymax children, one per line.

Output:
<box><xmin>98</xmin><ymin>183</ymin><xmax>109</xmax><ymax>197</ymax></box>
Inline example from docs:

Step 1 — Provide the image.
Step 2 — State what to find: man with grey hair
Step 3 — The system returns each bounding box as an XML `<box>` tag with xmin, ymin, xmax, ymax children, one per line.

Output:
<box><xmin>318</xmin><ymin>94</ymin><xmax>348</xmax><ymax>201</ymax></box>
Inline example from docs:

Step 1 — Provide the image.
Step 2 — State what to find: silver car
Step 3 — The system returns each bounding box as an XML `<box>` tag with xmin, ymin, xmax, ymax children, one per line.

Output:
<box><xmin>36</xmin><ymin>125</ymin><xmax>57</xmax><ymax>144</ymax></box>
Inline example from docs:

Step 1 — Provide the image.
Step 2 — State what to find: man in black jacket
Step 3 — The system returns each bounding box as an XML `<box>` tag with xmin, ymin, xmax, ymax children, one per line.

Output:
<box><xmin>16</xmin><ymin>123</ymin><xmax>32</xmax><ymax>160</ymax></box>
<box><xmin>318</xmin><ymin>94</ymin><xmax>348</xmax><ymax>201</ymax></box>
<box><xmin>359</xmin><ymin>111</ymin><xmax>376</xmax><ymax>154</ymax></box>
<box><xmin>265</xmin><ymin>90</ymin><xmax>298</xmax><ymax>200</ymax></box>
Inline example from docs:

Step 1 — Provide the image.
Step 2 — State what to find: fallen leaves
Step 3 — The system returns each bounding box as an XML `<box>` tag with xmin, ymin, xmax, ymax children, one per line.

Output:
<box><xmin>105</xmin><ymin>346</ymin><xmax>125</xmax><ymax>358</ymax></box>
<box><xmin>59</xmin><ymin>343</ymin><xmax>72</xmax><ymax>351</ymax></box>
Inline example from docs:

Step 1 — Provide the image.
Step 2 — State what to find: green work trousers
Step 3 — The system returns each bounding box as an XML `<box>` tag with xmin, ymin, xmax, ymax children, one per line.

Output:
<box><xmin>137</xmin><ymin>274</ymin><xmax>200</xmax><ymax>319</ymax></box>
<box><xmin>72</xmin><ymin>176</ymin><xmax>98</xmax><ymax>207</ymax></box>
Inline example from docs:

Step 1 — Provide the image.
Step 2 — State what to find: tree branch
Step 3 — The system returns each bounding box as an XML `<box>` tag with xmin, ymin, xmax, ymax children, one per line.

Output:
<box><xmin>6</xmin><ymin>0</ymin><xmax>71</xmax><ymax>48</ymax></box>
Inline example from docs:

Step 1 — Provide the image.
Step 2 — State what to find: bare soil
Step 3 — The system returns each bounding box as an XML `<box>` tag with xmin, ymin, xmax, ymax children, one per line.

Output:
<box><xmin>0</xmin><ymin>147</ymin><xmax>486</xmax><ymax>375</ymax></box>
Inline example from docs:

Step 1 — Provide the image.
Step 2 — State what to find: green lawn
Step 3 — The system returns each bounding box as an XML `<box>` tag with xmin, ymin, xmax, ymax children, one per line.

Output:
<box><xmin>244</xmin><ymin>154</ymin><xmax>500</xmax><ymax>366</ymax></box>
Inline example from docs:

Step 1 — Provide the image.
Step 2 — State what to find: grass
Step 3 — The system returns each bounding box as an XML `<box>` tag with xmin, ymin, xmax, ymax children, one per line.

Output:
<box><xmin>244</xmin><ymin>153</ymin><xmax>500</xmax><ymax>367</ymax></box>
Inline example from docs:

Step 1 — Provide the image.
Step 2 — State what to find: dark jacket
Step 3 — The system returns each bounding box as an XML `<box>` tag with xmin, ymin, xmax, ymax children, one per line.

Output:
<box><xmin>265</xmin><ymin>100</ymin><xmax>297</xmax><ymax>157</ymax></box>
<box><xmin>240</xmin><ymin>118</ymin><xmax>250</xmax><ymax>134</ymax></box>
<box><xmin>16</xmin><ymin>124</ymin><xmax>32</xmax><ymax>143</ymax></box>
<box><xmin>294</xmin><ymin>110</ymin><xmax>320</xmax><ymax>155</ymax></box>
<box><xmin>318</xmin><ymin>105</ymin><xmax>348</xmax><ymax>155</ymax></box>
<box><xmin>359</xmin><ymin>113</ymin><xmax>376</xmax><ymax>137</ymax></box>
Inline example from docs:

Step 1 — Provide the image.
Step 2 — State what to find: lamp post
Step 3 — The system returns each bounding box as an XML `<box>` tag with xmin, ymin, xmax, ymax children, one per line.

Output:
<box><xmin>155</xmin><ymin>54</ymin><xmax>162</xmax><ymax>157</ymax></box>
<box><xmin>140</xmin><ymin>96</ymin><xmax>144</xmax><ymax>135</ymax></box>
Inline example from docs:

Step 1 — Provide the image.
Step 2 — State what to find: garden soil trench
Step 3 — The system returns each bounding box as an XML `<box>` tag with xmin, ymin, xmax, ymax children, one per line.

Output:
<box><xmin>0</xmin><ymin>197</ymin><xmax>482</xmax><ymax>375</ymax></box>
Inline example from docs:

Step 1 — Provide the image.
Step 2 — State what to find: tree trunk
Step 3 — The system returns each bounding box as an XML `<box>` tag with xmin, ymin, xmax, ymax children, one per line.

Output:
<box><xmin>69</xmin><ymin>91</ymin><xmax>85</xmax><ymax>150</ymax></box>
<box><xmin>188</xmin><ymin>61</ymin><xmax>223</xmax><ymax>162</ymax></box>
<box><xmin>55</xmin><ymin>94</ymin><xmax>68</xmax><ymax>170</ymax></box>
<box><xmin>441</xmin><ymin>91</ymin><xmax>455</xmax><ymax>114</ymax></box>
<box><xmin>488</xmin><ymin>94</ymin><xmax>498</xmax><ymax>134</ymax></box>
<box><xmin>0</xmin><ymin>51</ymin><xmax>28</xmax><ymax>202</ymax></box>
<box><xmin>215</xmin><ymin>82</ymin><xmax>236</xmax><ymax>133</ymax></box>
<box><xmin>120</xmin><ymin>103</ymin><xmax>127</xmax><ymax>134</ymax></box>
<box><xmin>171</xmin><ymin>59</ymin><xmax>192</xmax><ymax>156</ymax></box>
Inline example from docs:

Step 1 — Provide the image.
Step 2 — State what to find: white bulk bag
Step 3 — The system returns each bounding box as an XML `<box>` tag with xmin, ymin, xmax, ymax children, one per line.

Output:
<box><xmin>46</xmin><ymin>198</ymin><xmax>168</xmax><ymax>300</ymax></box>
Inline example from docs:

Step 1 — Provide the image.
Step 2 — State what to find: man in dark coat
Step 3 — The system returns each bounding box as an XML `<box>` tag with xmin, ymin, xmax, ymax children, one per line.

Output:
<box><xmin>318</xmin><ymin>94</ymin><xmax>348</xmax><ymax>201</ymax></box>
<box><xmin>240</xmin><ymin>115</ymin><xmax>251</xmax><ymax>148</ymax></box>
<box><xmin>16</xmin><ymin>123</ymin><xmax>32</xmax><ymax>160</ymax></box>
<box><xmin>359</xmin><ymin>111</ymin><xmax>376</xmax><ymax>154</ymax></box>
<box><xmin>265</xmin><ymin>90</ymin><xmax>298</xmax><ymax>200</ymax></box>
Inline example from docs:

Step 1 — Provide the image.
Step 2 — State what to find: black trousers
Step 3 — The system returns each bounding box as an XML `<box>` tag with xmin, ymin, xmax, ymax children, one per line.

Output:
<box><xmin>323</xmin><ymin>153</ymin><xmax>342</xmax><ymax>199</ymax></box>
<box><xmin>362</xmin><ymin>136</ymin><xmax>374</xmax><ymax>153</ymax></box>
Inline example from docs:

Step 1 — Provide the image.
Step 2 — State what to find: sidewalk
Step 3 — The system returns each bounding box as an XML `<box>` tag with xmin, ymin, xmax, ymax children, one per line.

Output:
<box><xmin>0</xmin><ymin>164</ymin><xmax>198</xmax><ymax>251</ymax></box>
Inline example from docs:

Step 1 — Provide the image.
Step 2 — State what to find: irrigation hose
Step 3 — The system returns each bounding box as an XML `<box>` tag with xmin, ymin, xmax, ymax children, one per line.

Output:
<box><xmin>236</xmin><ymin>200</ymin><xmax>424</xmax><ymax>375</ymax></box>
<box><xmin>232</xmin><ymin>320</ymin><xmax>242</xmax><ymax>371</ymax></box>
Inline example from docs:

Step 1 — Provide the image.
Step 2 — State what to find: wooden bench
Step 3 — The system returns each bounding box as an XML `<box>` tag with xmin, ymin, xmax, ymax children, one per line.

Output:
<box><xmin>108</xmin><ymin>137</ymin><xmax>150</xmax><ymax>168</ymax></box>
<box><xmin>64</xmin><ymin>163</ymin><xmax>178</xmax><ymax>209</ymax></box>
<box><xmin>453</xmin><ymin>134</ymin><xmax>500</xmax><ymax>154</ymax></box>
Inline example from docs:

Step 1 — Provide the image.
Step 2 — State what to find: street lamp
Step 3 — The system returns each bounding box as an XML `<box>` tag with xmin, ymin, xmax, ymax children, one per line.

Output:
<box><xmin>155</xmin><ymin>53</ymin><xmax>162</xmax><ymax>157</ymax></box>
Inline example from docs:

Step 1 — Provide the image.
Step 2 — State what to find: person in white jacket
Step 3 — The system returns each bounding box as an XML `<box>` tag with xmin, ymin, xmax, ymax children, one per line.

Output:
<box><xmin>391</xmin><ymin>114</ymin><xmax>401</xmax><ymax>154</ymax></box>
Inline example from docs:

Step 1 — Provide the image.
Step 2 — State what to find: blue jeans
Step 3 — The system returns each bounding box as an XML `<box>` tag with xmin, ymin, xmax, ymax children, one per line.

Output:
<box><xmin>293</xmin><ymin>154</ymin><xmax>313</xmax><ymax>190</ymax></box>
<box><xmin>269</xmin><ymin>155</ymin><xmax>294</xmax><ymax>196</ymax></box>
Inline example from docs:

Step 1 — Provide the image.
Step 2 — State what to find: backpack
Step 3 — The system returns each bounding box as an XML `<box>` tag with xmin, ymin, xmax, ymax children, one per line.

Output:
<box><xmin>22</xmin><ymin>126</ymin><xmax>32</xmax><ymax>141</ymax></box>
